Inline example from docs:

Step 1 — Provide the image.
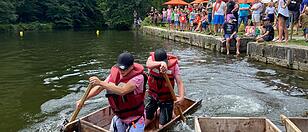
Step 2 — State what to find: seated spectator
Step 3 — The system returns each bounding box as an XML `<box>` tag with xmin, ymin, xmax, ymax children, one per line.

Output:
<box><xmin>223</xmin><ymin>16</ymin><xmax>240</xmax><ymax>55</ymax></box>
<box><xmin>256</xmin><ymin>17</ymin><xmax>275</xmax><ymax>42</ymax></box>
<box><xmin>299</xmin><ymin>7</ymin><xmax>308</xmax><ymax>42</ymax></box>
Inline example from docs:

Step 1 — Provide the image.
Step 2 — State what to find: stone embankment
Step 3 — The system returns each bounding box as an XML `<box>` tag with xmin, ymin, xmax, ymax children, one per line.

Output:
<box><xmin>142</xmin><ymin>26</ymin><xmax>308</xmax><ymax>72</ymax></box>
<box><xmin>142</xmin><ymin>26</ymin><xmax>254</xmax><ymax>53</ymax></box>
<box><xmin>247</xmin><ymin>42</ymin><xmax>308</xmax><ymax>72</ymax></box>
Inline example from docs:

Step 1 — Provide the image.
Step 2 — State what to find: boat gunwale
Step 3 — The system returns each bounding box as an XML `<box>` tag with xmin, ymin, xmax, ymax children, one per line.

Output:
<box><xmin>64</xmin><ymin>96</ymin><xmax>202</xmax><ymax>132</ymax></box>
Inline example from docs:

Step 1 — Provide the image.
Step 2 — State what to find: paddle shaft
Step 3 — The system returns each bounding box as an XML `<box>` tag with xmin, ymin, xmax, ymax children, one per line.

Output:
<box><xmin>69</xmin><ymin>84</ymin><xmax>92</xmax><ymax>122</ymax></box>
<box><xmin>162</xmin><ymin>73</ymin><xmax>186</xmax><ymax>122</ymax></box>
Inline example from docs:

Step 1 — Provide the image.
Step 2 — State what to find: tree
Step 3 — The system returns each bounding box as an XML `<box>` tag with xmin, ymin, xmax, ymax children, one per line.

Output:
<box><xmin>0</xmin><ymin>1</ymin><xmax>17</xmax><ymax>24</ymax></box>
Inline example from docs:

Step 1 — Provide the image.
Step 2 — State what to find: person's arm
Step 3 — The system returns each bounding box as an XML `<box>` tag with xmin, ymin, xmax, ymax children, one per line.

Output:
<box><xmin>174</xmin><ymin>74</ymin><xmax>184</xmax><ymax>103</ymax></box>
<box><xmin>99</xmin><ymin>81</ymin><xmax>135</xmax><ymax>96</ymax></box>
<box><xmin>76</xmin><ymin>78</ymin><xmax>106</xmax><ymax>108</ymax></box>
<box><xmin>232</xmin><ymin>3</ymin><xmax>239</xmax><ymax>13</ymax></box>
<box><xmin>146</xmin><ymin>56</ymin><xmax>167</xmax><ymax>71</ymax></box>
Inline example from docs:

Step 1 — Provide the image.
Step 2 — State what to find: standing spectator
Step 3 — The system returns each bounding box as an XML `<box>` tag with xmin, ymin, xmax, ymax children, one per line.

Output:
<box><xmin>226</xmin><ymin>0</ymin><xmax>238</xmax><ymax>22</ymax></box>
<box><xmin>288</xmin><ymin>0</ymin><xmax>302</xmax><ymax>34</ymax></box>
<box><xmin>174</xmin><ymin>9</ymin><xmax>180</xmax><ymax>30</ymax></box>
<box><xmin>162</xmin><ymin>8</ymin><xmax>167</xmax><ymax>24</ymax></box>
<box><xmin>299</xmin><ymin>7</ymin><xmax>308</xmax><ymax>42</ymax></box>
<box><xmin>265</xmin><ymin>2</ymin><xmax>276</xmax><ymax>23</ymax></box>
<box><xmin>149</xmin><ymin>7</ymin><xmax>155</xmax><ymax>24</ymax></box>
<box><xmin>194</xmin><ymin>13</ymin><xmax>202</xmax><ymax>32</ymax></box>
<box><xmin>201</xmin><ymin>10</ymin><xmax>209</xmax><ymax>32</ymax></box>
<box><xmin>223</xmin><ymin>16</ymin><xmax>240</xmax><ymax>55</ymax></box>
<box><xmin>251</xmin><ymin>0</ymin><xmax>263</xmax><ymax>27</ymax></box>
<box><xmin>256</xmin><ymin>17</ymin><xmax>275</xmax><ymax>42</ymax></box>
<box><xmin>180</xmin><ymin>9</ymin><xmax>187</xmax><ymax>31</ymax></box>
<box><xmin>277</xmin><ymin>0</ymin><xmax>290</xmax><ymax>43</ymax></box>
<box><xmin>167</xmin><ymin>6</ymin><xmax>173</xmax><ymax>30</ymax></box>
<box><xmin>213</xmin><ymin>0</ymin><xmax>227</xmax><ymax>35</ymax></box>
<box><xmin>238</xmin><ymin>0</ymin><xmax>251</xmax><ymax>26</ymax></box>
<box><xmin>189</xmin><ymin>9</ymin><xmax>196</xmax><ymax>31</ymax></box>
<box><xmin>207</xmin><ymin>0</ymin><xmax>215</xmax><ymax>34</ymax></box>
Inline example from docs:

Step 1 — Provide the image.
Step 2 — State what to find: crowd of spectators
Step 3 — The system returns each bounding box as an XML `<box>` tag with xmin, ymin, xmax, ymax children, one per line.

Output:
<box><xmin>147</xmin><ymin>0</ymin><xmax>308</xmax><ymax>47</ymax></box>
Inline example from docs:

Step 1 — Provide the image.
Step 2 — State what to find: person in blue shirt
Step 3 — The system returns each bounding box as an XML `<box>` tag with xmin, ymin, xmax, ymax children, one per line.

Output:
<box><xmin>223</xmin><ymin>16</ymin><xmax>240</xmax><ymax>55</ymax></box>
<box><xmin>238</xmin><ymin>0</ymin><xmax>250</xmax><ymax>26</ymax></box>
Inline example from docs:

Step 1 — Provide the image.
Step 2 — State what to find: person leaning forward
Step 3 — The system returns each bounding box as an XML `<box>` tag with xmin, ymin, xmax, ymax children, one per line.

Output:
<box><xmin>76</xmin><ymin>52</ymin><xmax>147</xmax><ymax>132</ymax></box>
<box><xmin>144</xmin><ymin>48</ymin><xmax>185</xmax><ymax>128</ymax></box>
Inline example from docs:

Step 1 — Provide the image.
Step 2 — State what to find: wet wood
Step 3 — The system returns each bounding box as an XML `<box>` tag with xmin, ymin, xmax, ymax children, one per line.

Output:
<box><xmin>281</xmin><ymin>114</ymin><xmax>308</xmax><ymax>132</ymax></box>
<box><xmin>195</xmin><ymin>117</ymin><xmax>281</xmax><ymax>132</ymax></box>
<box><xmin>64</xmin><ymin>96</ymin><xmax>201</xmax><ymax>132</ymax></box>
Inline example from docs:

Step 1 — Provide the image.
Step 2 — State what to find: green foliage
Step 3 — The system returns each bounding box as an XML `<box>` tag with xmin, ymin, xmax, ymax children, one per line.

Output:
<box><xmin>0</xmin><ymin>22</ymin><xmax>52</xmax><ymax>32</ymax></box>
<box><xmin>141</xmin><ymin>16</ymin><xmax>152</xmax><ymax>26</ymax></box>
<box><xmin>0</xmin><ymin>1</ymin><xmax>17</xmax><ymax>24</ymax></box>
<box><xmin>0</xmin><ymin>0</ymin><xmax>170</xmax><ymax>30</ymax></box>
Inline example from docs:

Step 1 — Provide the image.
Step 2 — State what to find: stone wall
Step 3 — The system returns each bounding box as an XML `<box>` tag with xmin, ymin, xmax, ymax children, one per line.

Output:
<box><xmin>142</xmin><ymin>26</ymin><xmax>255</xmax><ymax>53</ymax></box>
<box><xmin>247</xmin><ymin>42</ymin><xmax>308</xmax><ymax>72</ymax></box>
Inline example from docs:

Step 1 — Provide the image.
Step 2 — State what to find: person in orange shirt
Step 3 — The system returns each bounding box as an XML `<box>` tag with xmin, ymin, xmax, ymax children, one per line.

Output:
<box><xmin>194</xmin><ymin>13</ymin><xmax>202</xmax><ymax>32</ymax></box>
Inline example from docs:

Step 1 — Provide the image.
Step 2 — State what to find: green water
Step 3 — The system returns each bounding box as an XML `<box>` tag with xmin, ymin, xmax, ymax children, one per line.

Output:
<box><xmin>0</xmin><ymin>30</ymin><xmax>307</xmax><ymax>131</ymax></box>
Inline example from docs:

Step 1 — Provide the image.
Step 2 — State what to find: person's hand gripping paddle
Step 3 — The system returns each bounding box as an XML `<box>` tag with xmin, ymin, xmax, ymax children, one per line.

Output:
<box><xmin>61</xmin><ymin>84</ymin><xmax>92</xmax><ymax>131</ymax></box>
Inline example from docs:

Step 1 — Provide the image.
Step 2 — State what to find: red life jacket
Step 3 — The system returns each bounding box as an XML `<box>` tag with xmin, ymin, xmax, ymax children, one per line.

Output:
<box><xmin>106</xmin><ymin>63</ymin><xmax>147</xmax><ymax>119</ymax></box>
<box><xmin>148</xmin><ymin>52</ymin><xmax>178</xmax><ymax>102</ymax></box>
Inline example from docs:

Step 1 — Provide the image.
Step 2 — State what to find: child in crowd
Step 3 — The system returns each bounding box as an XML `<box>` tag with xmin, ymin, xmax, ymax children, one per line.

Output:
<box><xmin>174</xmin><ymin>9</ymin><xmax>180</xmax><ymax>30</ymax></box>
<box><xmin>167</xmin><ymin>6</ymin><xmax>172</xmax><ymax>30</ymax></box>
<box><xmin>201</xmin><ymin>11</ymin><xmax>209</xmax><ymax>32</ymax></box>
<box><xmin>299</xmin><ymin>7</ymin><xmax>308</xmax><ymax>42</ymax></box>
<box><xmin>265</xmin><ymin>2</ymin><xmax>275</xmax><ymax>23</ymax></box>
<box><xmin>194</xmin><ymin>13</ymin><xmax>202</xmax><ymax>32</ymax></box>
<box><xmin>189</xmin><ymin>10</ymin><xmax>196</xmax><ymax>31</ymax></box>
<box><xmin>256</xmin><ymin>17</ymin><xmax>275</xmax><ymax>42</ymax></box>
<box><xmin>223</xmin><ymin>16</ymin><xmax>240</xmax><ymax>55</ymax></box>
<box><xmin>179</xmin><ymin>9</ymin><xmax>187</xmax><ymax>31</ymax></box>
<box><xmin>162</xmin><ymin>8</ymin><xmax>167</xmax><ymax>24</ymax></box>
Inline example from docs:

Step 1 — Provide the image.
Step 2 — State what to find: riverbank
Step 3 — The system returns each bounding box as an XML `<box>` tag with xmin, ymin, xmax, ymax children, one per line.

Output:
<box><xmin>0</xmin><ymin>22</ymin><xmax>53</xmax><ymax>32</ymax></box>
<box><xmin>142</xmin><ymin>26</ymin><xmax>255</xmax><ymax>53</ymax></box>
<box><xmin>142</xmin><ymin>26</ymin><xmax>308</xmax><ymax>72</ymax></box>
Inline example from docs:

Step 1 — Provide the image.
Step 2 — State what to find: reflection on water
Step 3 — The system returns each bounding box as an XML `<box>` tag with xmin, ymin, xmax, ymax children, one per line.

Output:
<box><xmin>0</xmin><ymin>31</ymin><xmax>307</xmax><ymax>132</ymax></box>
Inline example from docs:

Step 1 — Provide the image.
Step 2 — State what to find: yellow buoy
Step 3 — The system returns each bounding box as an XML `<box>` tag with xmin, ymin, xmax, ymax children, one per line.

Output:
<box><xmin>96</xmin><ymin>30</ymin><xmax>99</xmax><ymax>36</ymax></box>
<box><xmin>19</xmin><ymin>31</ymin><xmax>24</xmax><ymax>37</ymax></box>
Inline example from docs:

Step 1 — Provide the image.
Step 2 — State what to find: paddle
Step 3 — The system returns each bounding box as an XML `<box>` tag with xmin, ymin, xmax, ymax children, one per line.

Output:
<box><xmin>162</xmin><ymin>73</ymin><xmax>186</xmax><ymax>122</ymax></box>
<box><xmin>61</xmin><ymin>84</ymin><xmax>92</xmax><ymax>131</ymax></box>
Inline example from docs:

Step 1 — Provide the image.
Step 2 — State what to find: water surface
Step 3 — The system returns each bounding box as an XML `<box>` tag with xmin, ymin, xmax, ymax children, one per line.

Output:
<box><xmin>0</xmin><ymin>30</ymin><xmax>307</xmax><ymax>131</ymax></box>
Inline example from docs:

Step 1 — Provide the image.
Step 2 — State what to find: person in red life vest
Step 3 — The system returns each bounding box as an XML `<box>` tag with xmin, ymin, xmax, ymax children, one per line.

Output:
<box><xmin>76</xmin><ymin>52</ymin><xmax>147</xmax><ymax>132</ymax></box>
<box><xmin>144</xmin><ymin>48</ymin><xmax>185</xmax><ymax>128</ymax></box>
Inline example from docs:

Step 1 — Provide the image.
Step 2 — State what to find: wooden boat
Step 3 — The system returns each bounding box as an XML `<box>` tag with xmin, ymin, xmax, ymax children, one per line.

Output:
<box><xmin>280</xmin><ymin>114</ymin><xmax>308</xmax><ymax>132</ymax></box>
<box><xmin>64</xmin><ymin>96</ymin><xmax>202</xmax><ymax>132</ymax></box>
<box><xmin>195</xmin><ymin>117</ymin><xmax>281</xmax><ymax>132</ymax></box>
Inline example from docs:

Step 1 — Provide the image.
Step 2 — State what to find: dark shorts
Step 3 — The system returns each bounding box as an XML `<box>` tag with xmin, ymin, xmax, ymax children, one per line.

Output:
<box><xmin>289</xmin><ymin>10</ymin><xmax>300</xmax><ymax>22</ymax></box>
<box><xmin>262</xmin><ymin>35</ymin><xmax>274</xmax><ymax>41</ymax></box>
<box><xmin>145</xmin><ymin>96</ymin><xmax>173</xmax><ymax>125</ymax></box>
<box><xmin>268</xmin><ymin>14</ymin><xmax>275</xmax><ymax>23</ymax></box>
<box><xmin>208</xmin><ymin>13</ymin><xmax>213</xmax><ymax>23</ymax></box>
<box><xmin>278</xmin><ymin>14</ymin><xmax>289</xmax><ymax>20</ymax></box>
<box><xmin>224</xmin><ymin>34</ymin><xmax>238</xmax><ymax>39</ymax></box>
<box><xmin>304</xmin><ymin>28</ymin><xmax>308</xmax><ymax>35</ymax></box>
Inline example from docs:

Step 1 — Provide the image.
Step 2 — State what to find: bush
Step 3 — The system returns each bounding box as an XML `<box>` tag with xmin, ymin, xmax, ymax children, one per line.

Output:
<box><xmin>141</xmin><ymin>16</ymin><xmax>152</xmax><ymax>26</ymax></box>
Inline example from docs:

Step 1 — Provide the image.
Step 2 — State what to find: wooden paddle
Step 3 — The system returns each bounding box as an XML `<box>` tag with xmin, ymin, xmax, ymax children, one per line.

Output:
<box><xmin>69</xmin><ymin>84</ymin><xmax>92</xmax><ymax>122</ymax></box>
<box><xmin>162</xmin><ymin>73</ymin><xmax>186</xmax><ymax>122</ymax></box>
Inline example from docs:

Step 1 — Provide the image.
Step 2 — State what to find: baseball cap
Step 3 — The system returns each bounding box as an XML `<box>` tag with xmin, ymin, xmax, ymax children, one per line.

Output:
<box><xmin>262</xmin><ymin>17</ymin><xmax>270</xmax><ymax>21</ymax></box>
<box><xmin>154</xmin><ymin>48</ymin><xmax>168</xmax><ymax>63</ymax></box>
<box><xmin>116</xmin><ymin>52</ymin><xmax>134</xmax><ymax>70</ymax></box>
